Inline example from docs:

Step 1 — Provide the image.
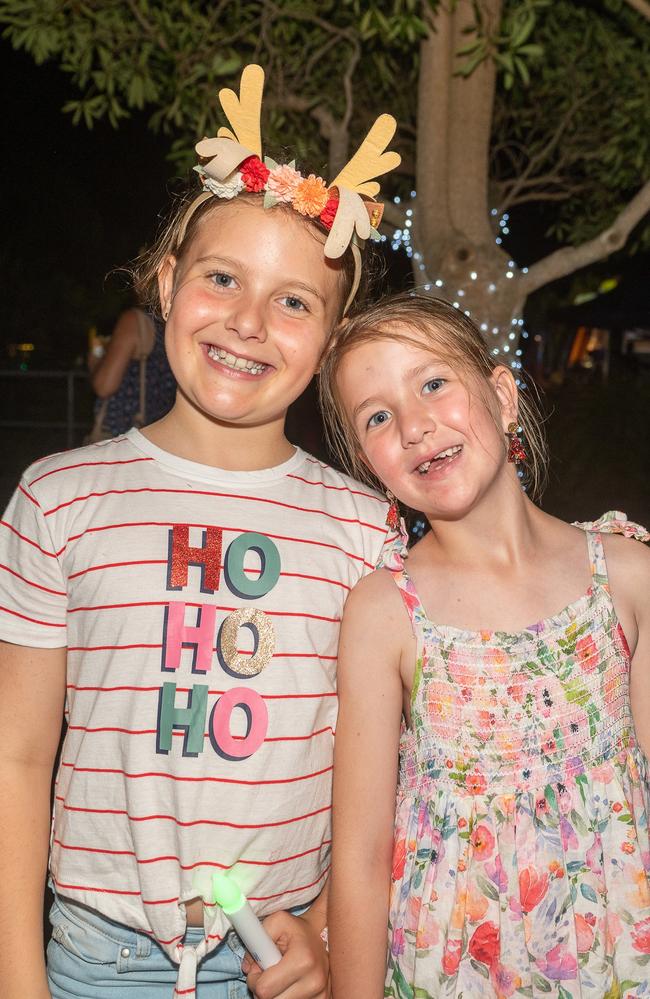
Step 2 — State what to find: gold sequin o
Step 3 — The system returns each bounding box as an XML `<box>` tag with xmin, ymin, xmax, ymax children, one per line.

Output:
<box><xmin>220</xmin><ymin>607</ymin><xmax>275</xmax><ymax>676</ymax></box>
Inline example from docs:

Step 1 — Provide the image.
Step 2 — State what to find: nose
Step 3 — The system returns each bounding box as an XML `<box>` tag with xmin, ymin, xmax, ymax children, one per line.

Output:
<box><xmin>225</xmin><ymin>293</ymin><xmax>267</xmax><ymax>343</ymax></box>
<box><xmin>399</xmin><ymin>400</ymin><xmax>436</xmax><ymax>448</ymax></box>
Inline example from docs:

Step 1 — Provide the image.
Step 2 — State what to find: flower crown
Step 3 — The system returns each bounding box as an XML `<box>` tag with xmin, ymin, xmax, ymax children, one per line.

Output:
<box><xmin>179</xmin><ymin>64</ymin><xmax>401</xmax><ymax>312</ymax></box>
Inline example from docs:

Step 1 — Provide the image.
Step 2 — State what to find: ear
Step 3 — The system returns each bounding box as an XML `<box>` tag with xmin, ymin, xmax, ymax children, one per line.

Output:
<box><xmin>157</xmin><ymin>255</ymin><xmax>178</xmax><ymax>320</ymax></box>
<box><xmin>489</xmin><ymin>365</ymin><xmax>519</xmax><ymax>430</ymax></box>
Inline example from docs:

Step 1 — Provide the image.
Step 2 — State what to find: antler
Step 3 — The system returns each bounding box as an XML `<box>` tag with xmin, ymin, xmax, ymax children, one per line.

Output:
<box><xmin>216</xmin><ymin>63</ymin><xmax>264</xmax><ymax>159</ymax></box>
<box><xmin>330</xmin><ymin>114</ymin><xmax>400</xmax><ymax>197</ymax></box>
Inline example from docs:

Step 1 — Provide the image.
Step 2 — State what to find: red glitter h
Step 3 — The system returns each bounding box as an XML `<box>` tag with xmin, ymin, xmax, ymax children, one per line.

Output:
<box><xmin>169</xmin><ymin>524</ymin><xmax>223</xmax><ymax>592</ymax></box>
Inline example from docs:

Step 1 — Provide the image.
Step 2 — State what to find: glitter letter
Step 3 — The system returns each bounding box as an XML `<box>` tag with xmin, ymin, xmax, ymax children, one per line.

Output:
<box><xmin>209</xmin><ymin>686</ymin><xmax>268</xmax><ymax>760</ymax></box>
<box><xmin>163</xmin><ymin>601</ymin><xmax>217</xmax><ymax>673</ymax></box>
<box><xmin>217</xmin><ymin>607</ymin><xmax>275</xmax><ymax>677</ymax></box>
<box><xmin>168</xmin><ymin>525</ymin><xmax>222</xmax><ymax>593</ymax></box>
<box><xmin>157</xmin><ymin>681</ymin><xmax>208</xmax><ymax>756</ymax></box>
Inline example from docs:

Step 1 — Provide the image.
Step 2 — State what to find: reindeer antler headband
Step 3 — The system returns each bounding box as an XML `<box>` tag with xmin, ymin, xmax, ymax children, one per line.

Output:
<box><xmin>178</xmin><ymin>64</ymin><xmax>401</xmax><ymax>313</ymax></box>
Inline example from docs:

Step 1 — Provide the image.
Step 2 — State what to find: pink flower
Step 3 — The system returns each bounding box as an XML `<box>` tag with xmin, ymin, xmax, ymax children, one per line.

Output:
<box><xmin>632</xmin><ymin>916</ymin><xmax>650</xmax><ymax>954</ymax></box>
<box><xmin>493</xmin><ymin>963</ymin><xmax>521</xmax><ymax>998</ymax></box>
<box><xmin>575</xmin><ymin>635</ymin><xmax>599</xmax><ymax>673</ymax></box>
<box><xmin>442</xmin><ymin>938</ymin><xmax>462</xmax><ymax>975</ymax></box>
<box><xmin>470</xmin><ymin>823</ymin><xmax>495</xmax><ymax>859</ymax></box>
<box><xmin>485</xmin><ymin>855</ymin><xmax>509</xmax><ymax>893</ymax></box>
<box><xmin>536</xmin><ymin>943</ymin><xmax>578</xmax><ymax>981</ymax></box>
<box><xmin>390</xmin><ymin>926</ymin><xmax>406</xmax><ymax>957</ymax></box>
<box><xmin>575</xmin><ymin>913</ymin><xmax>594</xmax><ymax>952</ymax></box>
<box><xmin>519</xmin><ymin>867</ymin><xmax>549</xmax><ymax>914</ymax></box>
<box><xmin>266</xmin><ymin>163</ymin><xmax>302</xmax><ymax>202</ymax></box>
<box><xmin>560</xmin><ymin>815</ymin><xmax>578</xmax><ymax>852</ymax></box>
<box><xmin>585</xmin><ymin>836</ymin><xmax>603</xmax><ymax>875</ymax></box>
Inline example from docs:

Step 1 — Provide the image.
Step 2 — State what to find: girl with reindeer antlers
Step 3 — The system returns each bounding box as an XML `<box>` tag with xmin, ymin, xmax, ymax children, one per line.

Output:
<box><xmin>0</xmin><ymin>64</ymin><xmax>400</xmax><ymax>999</ymax></box>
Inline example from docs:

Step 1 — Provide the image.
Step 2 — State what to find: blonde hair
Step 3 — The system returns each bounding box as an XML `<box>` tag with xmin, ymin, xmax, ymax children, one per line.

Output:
<box><xmin>319</xmin><ymin>292</ymin><xmax>548</xmax><ymax>500</ymax></box>
<box><xmin>131</xmin><ymin>189</ymin><xmax>371</xmax><ymax>325</ymax></box>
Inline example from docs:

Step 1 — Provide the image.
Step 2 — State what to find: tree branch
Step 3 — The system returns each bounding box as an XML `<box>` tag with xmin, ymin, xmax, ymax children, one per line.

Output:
<box><xmin>623</xmin><ymin>0</ymin><xmax>650</xmax><ymax>21</ymax></box>
<box><xmin>520</xmin><ymin>179</ymin><xmax>650</xmax><ymax>295</ymax></box>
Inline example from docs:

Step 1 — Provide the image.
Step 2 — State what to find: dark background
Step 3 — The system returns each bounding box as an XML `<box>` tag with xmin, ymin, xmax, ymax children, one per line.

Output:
<box><xmin>1</xmin><ymin>41</ymin><xmax>649</xmax><ymax>524</ymax></box>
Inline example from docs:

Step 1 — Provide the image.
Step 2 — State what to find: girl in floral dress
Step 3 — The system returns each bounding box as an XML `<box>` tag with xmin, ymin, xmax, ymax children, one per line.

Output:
<box><xmin>321</xmin><ymin>293</ymin><xmax>650</xmax><ymax>999</ymax></box>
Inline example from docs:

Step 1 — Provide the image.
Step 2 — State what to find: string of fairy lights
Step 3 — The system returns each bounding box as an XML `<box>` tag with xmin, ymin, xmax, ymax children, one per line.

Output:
<box><xmin>385</xmin><ymin>192</ymin><xmax>531</xmax><ymax>507</ymax></box>
<box><xmin>385</xmin><ymin>191</ymin><xmax>530</xmax><ymax>388</ymax></box>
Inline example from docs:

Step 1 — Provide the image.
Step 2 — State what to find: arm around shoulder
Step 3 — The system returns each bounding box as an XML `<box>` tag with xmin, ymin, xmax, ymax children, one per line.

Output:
<box><xmin>0</xmin><ymin>641</ymin><xmax>67</xmax><ymax>998</ymax></box>
<box><xmin>329</xmin><ymin>569</ymin><xmax>410</xmax><ymax>999</ymax></box>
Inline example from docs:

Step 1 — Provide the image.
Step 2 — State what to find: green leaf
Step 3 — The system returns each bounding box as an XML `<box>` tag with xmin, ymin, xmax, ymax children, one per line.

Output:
<box><xmin>580</xmin><ymin>883</ymin><xmax>598</xmax><ymax>903</ymax></box>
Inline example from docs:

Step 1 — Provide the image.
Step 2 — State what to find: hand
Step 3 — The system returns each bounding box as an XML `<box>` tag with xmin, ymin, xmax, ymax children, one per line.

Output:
<box><xmin>241</xmin><ymin>910</ymin><xmax>330</xmax><ymax>999</ymax></box>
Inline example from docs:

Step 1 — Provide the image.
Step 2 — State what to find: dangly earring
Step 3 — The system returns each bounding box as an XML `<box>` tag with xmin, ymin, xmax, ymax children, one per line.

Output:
<box><xmin>506</xmin><ymin>421</ymin><xmax>527</xmax><ymax>463</ymax></box>
<box><xmin>386</xmin><ymin>490</ymin><xmax>401</xmax><ymax>531</ymax></box>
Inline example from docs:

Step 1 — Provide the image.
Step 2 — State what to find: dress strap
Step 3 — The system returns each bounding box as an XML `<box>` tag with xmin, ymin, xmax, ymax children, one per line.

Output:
<box><xmin>388</xmin><ymin>567</ymin><xmax>429</xmax><ymax>636</ymax></box>
<box><xmin>585</xmin><ymin>530</ymin><xmax>609</xmax><ymax>589</ymax></box>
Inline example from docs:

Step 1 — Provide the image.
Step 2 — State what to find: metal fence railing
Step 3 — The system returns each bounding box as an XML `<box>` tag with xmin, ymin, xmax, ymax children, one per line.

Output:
<box><xmin>0</xmin><ymin>370</ymin><xmax>91</xmax><ymax>449</ymax></box>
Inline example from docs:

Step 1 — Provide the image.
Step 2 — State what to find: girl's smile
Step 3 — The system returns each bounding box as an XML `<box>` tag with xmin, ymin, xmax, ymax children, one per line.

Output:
<box><xmin>337</xmin><ymin>329</ymin><xmax>515</xmax><ymax>516</ymax></box>
<box><xmin>158</xmin><ymin>200</ymin><xmax>342</xmax><ymax>437</ymax></box>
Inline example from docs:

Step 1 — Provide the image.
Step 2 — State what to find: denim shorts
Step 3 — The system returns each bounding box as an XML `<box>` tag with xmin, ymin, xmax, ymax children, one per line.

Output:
<box><xmin>46</xmin><ymin>893</ymin><xmax>250</xmax><ymax>998</ymax></box>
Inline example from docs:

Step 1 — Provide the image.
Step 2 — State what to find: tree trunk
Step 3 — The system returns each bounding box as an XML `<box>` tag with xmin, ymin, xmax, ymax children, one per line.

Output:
<box><xmin>409</xmin><ymin>1</ymin><xmax>650</xmax><ymax>364</ymax></box>
<box><xmin>415</xmin><ymin>0</ymin><xmax>523</xmax><ymax>360</ymax></box>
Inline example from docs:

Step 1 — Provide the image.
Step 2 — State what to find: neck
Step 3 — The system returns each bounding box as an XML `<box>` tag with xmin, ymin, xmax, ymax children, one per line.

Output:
<box><xmin>141</xmin><ymin>399</ymin><xmax>295</xmax><ymax>472</ymax></box>
<box><xmin>425</xmin><ymin>473</ymin><xmax>546</xmax><ymax>568</ymax></box>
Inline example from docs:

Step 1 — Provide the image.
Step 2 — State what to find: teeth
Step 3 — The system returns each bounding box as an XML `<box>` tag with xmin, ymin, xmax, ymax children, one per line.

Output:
<box><xmin>207</xmin><ymin>346</ymin><xmax>266</xmax><ymax>374</ymax></box>
<box><xmin>435</xmin><ymin>445</ymin><xmax>462</xmax><ymax>460</ymax></box>
<box><xmin>417</xmin><ymin>445</ymin><xmax>462</xmax><ymax>474</ymax></box>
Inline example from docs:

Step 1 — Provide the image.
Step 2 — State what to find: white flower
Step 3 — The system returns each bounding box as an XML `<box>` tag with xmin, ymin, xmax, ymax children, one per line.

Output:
<box><xmin>194</xmin><ymin>166</ymin><xmax>245</xmax><ymax>200</ymax></box>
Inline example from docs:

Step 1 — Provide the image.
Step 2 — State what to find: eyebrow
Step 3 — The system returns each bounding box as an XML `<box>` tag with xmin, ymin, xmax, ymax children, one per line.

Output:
<box><xmin>351</xmin><ymin>361</ymin><xmax>445</xmax><ymax>420</ymax></box>
<box><xmin>193</xmin><ymin>256</ymin><xmax>326</xmax><ymax>306</ymax></box>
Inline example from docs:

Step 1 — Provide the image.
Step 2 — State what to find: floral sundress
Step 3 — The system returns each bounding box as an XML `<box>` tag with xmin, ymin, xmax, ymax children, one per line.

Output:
<box><xmin>385</xmin><ymin>514</ymin><xmax>650</xmax><ymax>998</ymax></box>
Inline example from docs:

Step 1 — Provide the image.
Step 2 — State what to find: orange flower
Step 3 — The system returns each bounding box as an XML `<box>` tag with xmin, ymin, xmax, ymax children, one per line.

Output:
<box><xmin>292</xmin><ymin>174</ymin><xmax>329</xmax><ymax>216</ymax></box>
<box><xmin>622</xmin><ymin>841</ymin><xmax>635</xmax><ymax>854</ymax></box>
<box><xmin>549</xmin><ymin>860</ymin><xmax>565</xmax><ymax>879</ymax></box>
<box><xmin>519</xmin><ymin>868</ymin><xmax>549</xmax><ymax>913</ymax></box>
<box><xmin>466</xmin><ymin>770</ymin><xmax>487</xmax><ymax>795</ymax></box>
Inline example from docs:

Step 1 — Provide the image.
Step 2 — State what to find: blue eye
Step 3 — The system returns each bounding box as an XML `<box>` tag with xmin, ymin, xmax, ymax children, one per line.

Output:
<box><xmin>367</xmin><ymin>410</ymin><xmax>390</xmax><ymax>429</ymax></box>
<box><xmin>423</xmin><ymin>378</ymin><xmax>445</xmax><ymax>394</ymax></box>
<box><xmin>210</xmin><ymin>271</ymin><xmax>236</xmax><ymax>288</ymax></box>
<box><xmin>281</xmin><ymin>295</ymin><xmax>308</xmax><ymax>312</ymax></box>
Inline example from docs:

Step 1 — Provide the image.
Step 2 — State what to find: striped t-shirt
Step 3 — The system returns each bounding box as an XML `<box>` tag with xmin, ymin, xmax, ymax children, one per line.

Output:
<box><xmin>0</xmin><ymin>429</ymin><xmax>391</xmax><ymax>974</ymax></box>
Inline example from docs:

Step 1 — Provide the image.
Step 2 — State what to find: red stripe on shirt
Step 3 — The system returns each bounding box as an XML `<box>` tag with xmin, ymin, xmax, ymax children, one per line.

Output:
<box><xmin>68</xmin><ymin>559</ymin><xmax>351</xmax><ymax>591</ymax></box>
<box><xmin>55</xmin><ymin>796</ymin><xmax>331</xmax><ymax>830</ymax></box>
<box><xmin>59</xmin><ymin>761</ymin><xmax>333</xmax><ymax>786</ymax></box>
<box><xmin>18</xmin><ymin>483</ymin><xmax>39</xmax><ymax>506</ymax></box>
<box><xmin>0</xmin><ymin>562</ymin><xmax>66</xmax><ymax>596</ymax></box>
<box><xmin>66</xmin><ymin>683</ymin><xmax>336</xmax><ymax>698</ymax></box>
<box><xmin>65</xmin><ymin>724</ymin><xmax>334</xmax><ymax>742</ymax></box>
<box><xmin>0</xmin><ymin>520</ymin><xmax>58</xmax><ymax>558</ymax></box>
<box><xmin>0</xmin><ymin>605</ymin><xmax>65</xmax><ymax>628</ymax></box>
<box><xmin>44</xmin><ymin>486</ymin><xmax>386</xmax><ymax>533</ymax></box>
<box><xmin>66</xmin><ymin>599</ymin><xmax>340</xmax><ymax>624</ymax></box>
<box><xmin>67</xmin><ymin>644</ymin><xmax>336</xmax><ymax>660</ymax></box>
<box><xmin>52</xmin><ymin>838</ymin><xmax>329</xmax><ymax>869</ymax></box>
<box><xmin>28</xmin><ymin>456</ymin><xmax>153</xmax><ymax>486</ymax></box>
<box><xmin>287</xmin><ymin>473</ymin><xmax>382</xmax><ymax>502</ymax></box>
<box><xmin>62</xmin><ymin>521</ymin><xmax>376</xmax><ymax>568</ymax></box>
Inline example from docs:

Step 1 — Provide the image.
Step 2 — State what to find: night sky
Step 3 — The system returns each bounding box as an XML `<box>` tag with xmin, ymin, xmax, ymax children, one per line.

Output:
<box><xmin>1</xmin><ymin>34</ymin><xmax>649</xmax><ymax>519</ymax></box>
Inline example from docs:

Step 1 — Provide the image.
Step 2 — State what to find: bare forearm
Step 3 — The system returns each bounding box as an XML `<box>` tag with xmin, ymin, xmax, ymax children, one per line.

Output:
<box><xmin>0</xmin><ymin>761</ymin><xmax>53</xmax><ymax>997</ymax></box>
<box><xmin>329</xmin><ymin>865</ymin><xmax>390</xmax><ymax>998</ymax></box>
